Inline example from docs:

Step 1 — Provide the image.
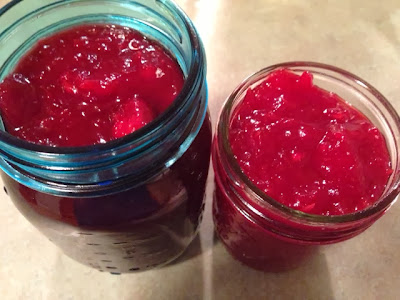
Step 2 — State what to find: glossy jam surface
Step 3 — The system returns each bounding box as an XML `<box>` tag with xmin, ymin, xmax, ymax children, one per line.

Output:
<box><xmin>214</xmin><ymin>68</ymin><xmax>393</xmax><ymax>272</ymax></box>
<box><xmin>229</xmin><ymin>69</ymin><xmax>392</xmax><ymax>215</ymax></box>
<box><xmin>0</xmin><ymin>24</ymin><xmax>184</xmax><ymax>146</ymax></box>
<box><xmin>0</xmin><ymin>24</ymin><xmax>211</xmax><ymax>273</ymax></box>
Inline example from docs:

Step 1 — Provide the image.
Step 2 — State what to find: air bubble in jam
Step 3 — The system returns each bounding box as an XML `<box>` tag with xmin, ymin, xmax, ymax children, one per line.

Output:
<box><xmin>229</xmin><ymin>69</ymin><xmax>392</xmax><ymax>215</ymax></box>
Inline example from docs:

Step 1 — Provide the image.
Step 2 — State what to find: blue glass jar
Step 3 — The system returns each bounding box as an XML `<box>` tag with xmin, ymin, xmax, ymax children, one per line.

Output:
<box><xmin>0</xmin><ymin>0</ymin><xmax>211</xmax><ymax>273</ymax></box>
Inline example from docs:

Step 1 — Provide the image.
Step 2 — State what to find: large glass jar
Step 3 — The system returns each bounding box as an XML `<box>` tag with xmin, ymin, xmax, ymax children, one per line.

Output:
<box><xmin>0</xmin><ymin>0</ymin><xmax>211</xmax><ymax>273</ymax></box>
<box><xmin>212</xmin><ymin>62</ymin><xmax>400</xmax><ymax>272</ymax></box>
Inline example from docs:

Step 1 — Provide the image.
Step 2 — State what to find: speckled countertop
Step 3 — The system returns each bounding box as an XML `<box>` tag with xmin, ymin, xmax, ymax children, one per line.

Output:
<box><xmin>1</xmin><ymin>0</ymin><xmax>400</xmax><ymax>299</ymax></box>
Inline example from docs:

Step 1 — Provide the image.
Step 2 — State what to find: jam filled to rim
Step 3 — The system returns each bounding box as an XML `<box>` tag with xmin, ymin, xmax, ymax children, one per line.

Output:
<box><xmin>0</xmin><ymin>23</ymin><xmax>211</xmax><ymax>273</ymax></box>
<box><xmin>0</xmin><ymin>24</ymin><xmax>184</xmax><ymax>147</ymax></box>
<box><xmin>229</xmin><ymin>69</ymin><xmax>392</xmax><ymax>215</ymax></box>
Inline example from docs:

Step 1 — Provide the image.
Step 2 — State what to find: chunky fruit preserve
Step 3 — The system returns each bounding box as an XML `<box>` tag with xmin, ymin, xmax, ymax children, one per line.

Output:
<box><xmin>229</xmin><ymin>69</ymin><xmax>392</xmax><ymax>216</ymax></box>
<box><xmin>0</xmin><ymin>24</ymin><xmax>184</xmax><ymax>146</ymax></box>
<box><xmin>213</xmin><ymin>65</ymin><xmax>396</xmax><ymax>272</ymax></box>
<box><xmin>0</xmin><ymin>24</ymin><xmax>211</xmax><ymax>272</ymax></box>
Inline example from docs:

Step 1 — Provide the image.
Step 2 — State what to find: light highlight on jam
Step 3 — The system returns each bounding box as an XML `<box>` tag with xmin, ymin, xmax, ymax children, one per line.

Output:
<box><xmin>0</xmin><ymin>24</ymin><xmax>184</xmax><ymax>146</ymax></box>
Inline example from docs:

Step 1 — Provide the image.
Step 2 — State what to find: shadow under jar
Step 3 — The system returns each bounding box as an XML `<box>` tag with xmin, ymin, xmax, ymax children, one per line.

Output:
<box><xmin>212</xmin><ymin>62</ymin><xmax>400</xmax><ymax>272</ymax></box>
<box><xmin>0</xmin><ymin>0</ymin><xmax>211</xmax><ymax>273</ymax></box>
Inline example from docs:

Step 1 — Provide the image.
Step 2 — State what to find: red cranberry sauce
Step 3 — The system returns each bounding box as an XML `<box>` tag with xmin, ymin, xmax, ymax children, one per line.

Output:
<box><xmin>0</xmin><ymin>24</ymin><xmax>211</xmax><ymax>272</ymax></box>
<box><xmin>0</xmin><ymin>24</ymin><xmax>184</xmax><ymax>146</ymax></box>
<box><xmin>229</xmin><ymin>69</ymin><xmax>392</xmax><ymax>216</ymax></box>
<box><xmin>213</xmin><ymin>69</ymin><xmax>392</xmax><ymax>272</ymax></box>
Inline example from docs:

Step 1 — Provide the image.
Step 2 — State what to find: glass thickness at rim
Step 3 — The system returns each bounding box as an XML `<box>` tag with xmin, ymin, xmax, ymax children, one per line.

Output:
<box><xmin>218</xmin><ymin>61</ymin><xmax>400</xmax><ymax>224</ymax></box>
<box><xmin>0</xmin><ymin>0</ymin><xmax>203</xmax><ymax>155</ymax></box>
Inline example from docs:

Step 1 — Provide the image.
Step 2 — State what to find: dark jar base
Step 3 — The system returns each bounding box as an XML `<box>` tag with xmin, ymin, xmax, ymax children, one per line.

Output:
<box><xmin>213</xmin><ymin>186</ymin><xmax>319</xmax><ymax>272</ymax></box>
<box><xmin>2</xmin><ymin>114</ymin><xmax>212</xmax><ymax>273</ymax></box>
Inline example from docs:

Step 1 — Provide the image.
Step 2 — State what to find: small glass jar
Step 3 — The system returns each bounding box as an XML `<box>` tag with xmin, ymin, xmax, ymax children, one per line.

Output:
<box><xmin>0</xmin><ymin>0</ymin><xmax>211</xmax><ymax>273</ymax></box>
<box><xmin>212</xmin><ymin>62</ymin><xmax>400</xmax><ymax>272</ymax></box>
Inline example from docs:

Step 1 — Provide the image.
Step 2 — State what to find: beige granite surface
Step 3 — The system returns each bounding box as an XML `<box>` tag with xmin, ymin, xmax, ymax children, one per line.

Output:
<box><xmin>1</xmin><ymin>0</ymin><xmax>400</xmax><ymax>299</ymax></box>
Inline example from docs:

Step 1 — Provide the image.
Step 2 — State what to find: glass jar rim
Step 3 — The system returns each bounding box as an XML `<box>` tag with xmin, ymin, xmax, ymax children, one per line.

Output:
<box><xmin>217</xmin><ymin>61</ymin><xmax>400</xmax><ymax>224</ymax></box>
<box><xmin>0</xmin><ymin>0</ymin><xmax>204</xmax><ymax>155</ymax></box>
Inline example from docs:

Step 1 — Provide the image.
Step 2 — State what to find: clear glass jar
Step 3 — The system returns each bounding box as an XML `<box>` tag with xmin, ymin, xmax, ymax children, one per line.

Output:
<box><xmin>212</xmin><ymin>62</ymin><xmax>400</xmax><ymax>272</ymax></box>
<box><xmin>0</xmin><ymin>0</ymin><xmax>211</xmax><ymax>273</ymax></box>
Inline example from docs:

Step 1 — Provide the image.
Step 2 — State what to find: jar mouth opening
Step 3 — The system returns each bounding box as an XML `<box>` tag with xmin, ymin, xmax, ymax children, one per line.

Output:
<box><xmin>0</xmin><ymin>0</ymin><xmax>204</xmax><ymax>154</ymax></box>
<box><xmin>218</xmin><ymin>61</ymin><xmax>400</xmax><ymax>224</ymax></box>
